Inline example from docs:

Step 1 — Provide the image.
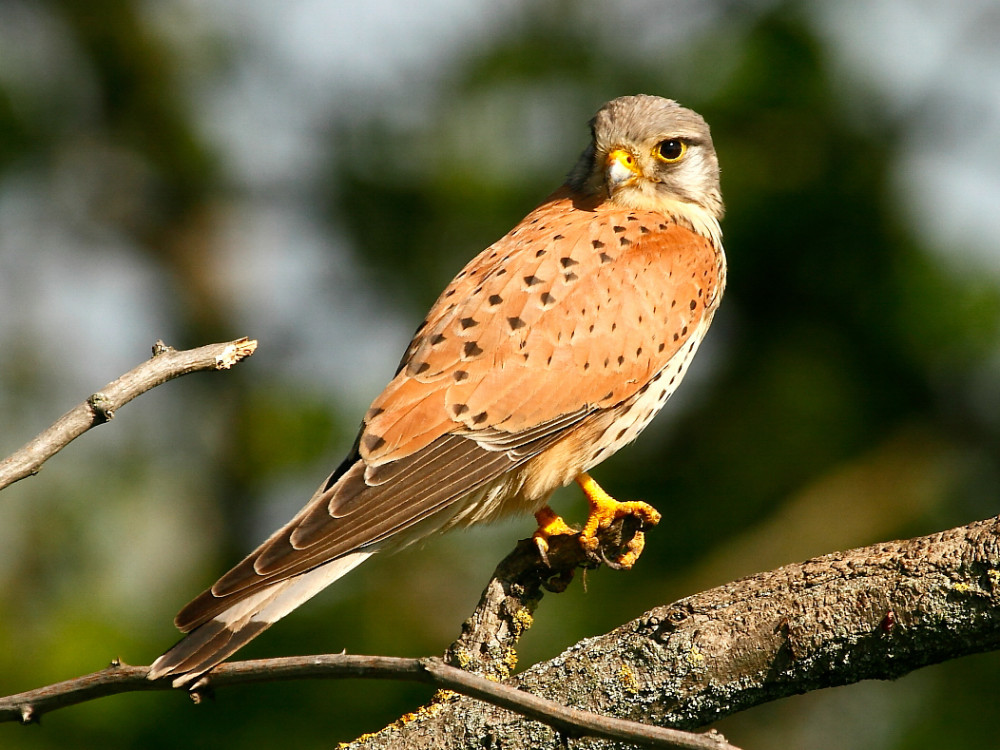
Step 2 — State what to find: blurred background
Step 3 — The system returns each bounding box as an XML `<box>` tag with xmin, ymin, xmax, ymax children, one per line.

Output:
<box><xmin>2</xmin><ymin>0</ymin><xmax>1000</xmax><ymax>747</ymax></box>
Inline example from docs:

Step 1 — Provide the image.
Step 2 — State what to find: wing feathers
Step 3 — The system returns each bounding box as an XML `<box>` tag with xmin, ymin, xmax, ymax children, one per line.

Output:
<box><xmin>153</xmin><ymin>192</ymin><xmax>725</xmax><ymax>686</ymax></box>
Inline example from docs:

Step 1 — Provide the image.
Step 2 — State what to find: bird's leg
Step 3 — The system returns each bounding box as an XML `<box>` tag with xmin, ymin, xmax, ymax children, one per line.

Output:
<box><xmin>577</xmin><ymin>472</ymin><xmax>661</xmax><ymax>569</ymax></box>
<box><xmin>532</xmin><ymin>505</ymin><xmax>577</xmax><ymax>565</ymax></box>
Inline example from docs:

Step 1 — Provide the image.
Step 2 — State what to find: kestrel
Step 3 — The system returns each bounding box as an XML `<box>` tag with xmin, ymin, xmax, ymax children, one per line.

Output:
<box><xmin>149</xmin><ymin>94</ymin><xmax>726</xmax><ymax>687</ymax></box>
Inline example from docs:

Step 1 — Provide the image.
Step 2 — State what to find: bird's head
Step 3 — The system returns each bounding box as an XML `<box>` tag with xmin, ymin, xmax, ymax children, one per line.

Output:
<box><xmin>568</xmin><ymin>95</ymin><xmax>723</xmax><ymax>237</ymax></box>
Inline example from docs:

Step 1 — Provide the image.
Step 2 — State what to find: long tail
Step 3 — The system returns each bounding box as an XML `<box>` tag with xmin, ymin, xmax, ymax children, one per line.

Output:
<box><xmin>147</xmin><ymin>550</ymin><xmax>374</xmax><ymax>688</ymax></box>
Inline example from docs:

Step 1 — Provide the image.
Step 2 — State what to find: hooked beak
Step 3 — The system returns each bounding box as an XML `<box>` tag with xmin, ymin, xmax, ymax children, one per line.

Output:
<box><xmin>605</xmin><ymin>148</ymin><xmax>640</xmax><ymax>192</ymax></box>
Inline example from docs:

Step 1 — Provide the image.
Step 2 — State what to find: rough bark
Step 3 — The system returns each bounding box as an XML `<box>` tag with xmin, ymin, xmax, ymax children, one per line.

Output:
<box><xmin>443</xmin><ymin>515</ymin><xmax>645</xmax><ymax>680</ymax></box>
<box><xmin>342</xmin><ymin>514</ymin><xmax>1000</xmax><ymax>749</ymax></box>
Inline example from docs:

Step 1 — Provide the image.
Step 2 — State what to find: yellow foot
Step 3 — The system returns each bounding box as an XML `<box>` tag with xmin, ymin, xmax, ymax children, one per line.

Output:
<box><xmin>532</xmin><ymin>505</ymin><xmax>577</xmax><ymax>564</ymax></box>
<box><xmin>577</xmin><ymin>472</ymin><xmax>661</xmax><ymax>569</ymax></box>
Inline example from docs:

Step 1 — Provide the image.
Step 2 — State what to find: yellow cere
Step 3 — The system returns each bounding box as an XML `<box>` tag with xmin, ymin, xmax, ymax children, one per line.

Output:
<box><xmin>608</xmin><ymin>148</ymin><xmax>640</xmax><ymax>173</ymax></box>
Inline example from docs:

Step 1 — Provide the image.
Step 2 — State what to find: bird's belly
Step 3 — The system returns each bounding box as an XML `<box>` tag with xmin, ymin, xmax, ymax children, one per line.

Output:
<box><xmin>583</xmin><ymin>318</ymin><xmax>710</xmax><ymax>472</ymax></box>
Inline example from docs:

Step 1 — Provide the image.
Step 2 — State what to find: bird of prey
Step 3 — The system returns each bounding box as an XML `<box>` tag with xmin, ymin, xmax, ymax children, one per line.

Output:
<box><xmin>148</xmin><ymin>94</ymin><xmax>726</xmax><ymax>687</ymax></box>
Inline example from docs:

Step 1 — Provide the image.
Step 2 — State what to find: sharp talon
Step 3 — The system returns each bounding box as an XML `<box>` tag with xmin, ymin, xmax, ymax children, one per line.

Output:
<box><xmin>534</xmin><ymin>535</ymin><xmax>552</xmax><ymax>567</ymax></box>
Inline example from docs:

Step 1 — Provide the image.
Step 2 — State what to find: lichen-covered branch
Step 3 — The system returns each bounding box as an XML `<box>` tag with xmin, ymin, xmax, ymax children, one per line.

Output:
<box><xmin>0</xmin><ymin>338</ymin><xmax>257</xmax><ymax>491</ymax></box>
<box><xmin>343</xmin><ymin>514</ymin><xmax>1000</xmax><ymax>749</ymax></box>
<box><xmin>444</xmin><ymin>514</ymin><xmax>645</xmax><ymax>679</ymax></box>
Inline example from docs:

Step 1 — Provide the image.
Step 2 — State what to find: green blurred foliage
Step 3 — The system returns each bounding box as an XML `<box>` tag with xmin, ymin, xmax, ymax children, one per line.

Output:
<box><xmin>2</xmin><ymin>1</ymin><xmax>1000</xmax><ymax>749</ymax></box>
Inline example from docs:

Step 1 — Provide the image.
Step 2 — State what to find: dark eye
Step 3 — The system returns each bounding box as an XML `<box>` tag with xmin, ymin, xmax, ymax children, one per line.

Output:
<box><xmin>654</xmin><ymin>139</ymin><xmax>687</xmax><ymax>163</ymax></box>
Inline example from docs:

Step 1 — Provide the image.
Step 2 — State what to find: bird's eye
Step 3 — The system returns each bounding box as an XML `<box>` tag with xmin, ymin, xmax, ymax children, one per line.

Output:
<box><xmin>654</xmin><ymin>139</ymin><xmax>687</xmax><ymax>163</ymax></box>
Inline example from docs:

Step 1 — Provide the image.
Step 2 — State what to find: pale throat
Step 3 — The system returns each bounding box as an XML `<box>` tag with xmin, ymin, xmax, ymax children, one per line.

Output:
<box><xmin>608</xmin><ymin>186</ymin><xmax>723</xmax><ymax>249</ymax></box>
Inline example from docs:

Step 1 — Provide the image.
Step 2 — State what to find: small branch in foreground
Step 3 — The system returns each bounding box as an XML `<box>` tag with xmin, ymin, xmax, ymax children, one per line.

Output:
<box><xmin>0</xmin><ymin>337</ymin><xmax>257</xmax><ymax>491</ymax></box>
<box><xmin>0</xmin><ymin>655</ymin><xmax>738</xmax><ymax>750</ymax></box>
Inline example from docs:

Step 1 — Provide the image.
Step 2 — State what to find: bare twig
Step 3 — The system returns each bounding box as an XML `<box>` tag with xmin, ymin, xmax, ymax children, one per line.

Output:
<box><xmin>0</xmin><ymin>655</ymin><xmax>737</xmax><ymax>750</ymax></box>
<box><xmin>0</xmin><ymin>337</ymin><xmax>257</xmax><ymax>491</ymax></box>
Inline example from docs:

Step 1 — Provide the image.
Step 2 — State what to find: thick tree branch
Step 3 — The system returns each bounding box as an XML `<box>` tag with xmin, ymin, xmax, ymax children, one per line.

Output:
<box><xmin>342</xmin><ymin>514</ymin><xmax>1000</xmax><ymax>748</ymax></box>
<box><xmin>0</xmin><ymin>337</ymin><xmax>257</xmax><ymax>491</ymax></box>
